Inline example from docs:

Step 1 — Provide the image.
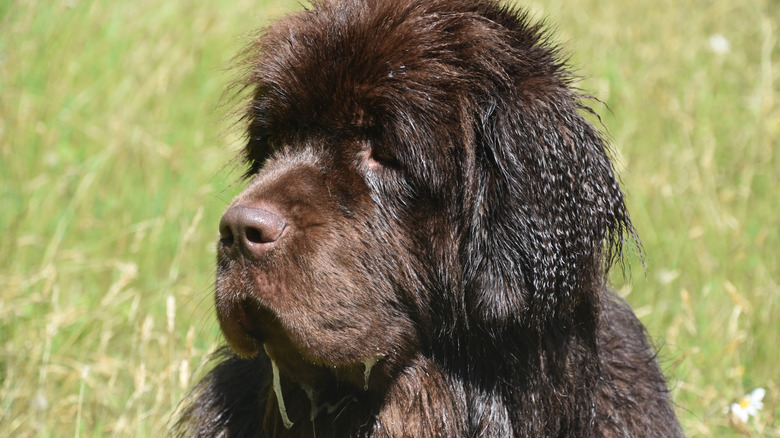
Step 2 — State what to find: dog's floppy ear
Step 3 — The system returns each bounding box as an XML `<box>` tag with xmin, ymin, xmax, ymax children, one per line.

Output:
<box><xmin>463</xmin><ymin>52</ymin><xmax>636</xmax><ymax>335</ymax></box>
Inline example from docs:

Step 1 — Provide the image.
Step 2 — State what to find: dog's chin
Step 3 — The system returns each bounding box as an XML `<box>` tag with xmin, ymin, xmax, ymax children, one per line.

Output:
<box><xmin>216</xmin><ymin>299</ymin><xmax>265</xmax><ymax>358</ymax></box>
<box><xmin>216</xmin><ymin>298</ymin><xmax>322</xmax><ymax>378</ymax></box>
<box><xmin>225</xmin><ymin>335</ymin><xmax>261</xmax><ymax>359</ymax></box>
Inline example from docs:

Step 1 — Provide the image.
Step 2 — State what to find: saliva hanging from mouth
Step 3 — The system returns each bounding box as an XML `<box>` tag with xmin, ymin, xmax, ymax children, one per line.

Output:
<box><xmin>263</xmin><ymin>344</ymin><xmax>384</xmax><ymax>431</ymax></box>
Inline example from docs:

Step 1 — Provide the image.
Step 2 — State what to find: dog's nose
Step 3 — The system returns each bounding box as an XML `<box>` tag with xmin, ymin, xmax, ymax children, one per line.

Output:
<box><xmin>219</xmin><ymin>206</ymin><xmax>287</xmax><ymax>260</ymax></box>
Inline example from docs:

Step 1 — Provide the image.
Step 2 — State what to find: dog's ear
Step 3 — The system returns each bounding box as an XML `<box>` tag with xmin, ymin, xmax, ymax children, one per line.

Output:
<box><xmin>464</xmin><ymin>80</ymin><xmax>637</xmax><ymax>335</ymax></box>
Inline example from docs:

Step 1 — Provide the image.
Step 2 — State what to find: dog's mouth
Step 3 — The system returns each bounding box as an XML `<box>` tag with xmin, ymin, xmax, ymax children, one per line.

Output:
<box><xmin>216</xmin><ymin>297</ymin><xmax>306</xmax><ymax>365</ymax></box>
<box><xmin>217</xmin><ymin>294</ymin><xmax>386</xmax><ymax>388</ymax></box>
<box><xmin>217</xmin><ymin>294</ymin><xmax>384</xmax><ymax>430</ymax></box>
<box><xmin>217</xmin><ymin>297</ymin><xmax>324</xmax><ymax>382</ymax></box>
<box><xmin>213</xmin><ymin>260</ymin><xmax>296</xmax><ymax>359</ymax></box>
<box><xmin>215</xmin><ymin>297</ymin><xmax>272</xmax><ymax>358</ymax></box>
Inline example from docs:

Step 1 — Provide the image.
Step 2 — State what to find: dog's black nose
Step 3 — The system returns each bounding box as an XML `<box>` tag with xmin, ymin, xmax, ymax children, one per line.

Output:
<box><xmin>219</xmin><ymin>206</ymin><xmax>287</xmax><ymax>260</ymax></box>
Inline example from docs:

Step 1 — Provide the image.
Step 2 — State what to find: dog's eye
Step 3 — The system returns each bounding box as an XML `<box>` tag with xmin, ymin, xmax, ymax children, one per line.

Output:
<box><xmin>369</xmin><ymin>146</ymin><xmax>400</xmax><ymax>169</ymax></box>
<box><xmin>245</xmin><ymin>135</ymin><xmax>273</xmax><ymax>176</ymax></box>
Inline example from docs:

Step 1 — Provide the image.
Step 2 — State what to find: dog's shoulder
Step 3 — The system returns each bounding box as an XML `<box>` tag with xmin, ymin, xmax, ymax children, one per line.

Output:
<box><xmin>595</xmin><ymin>291</ymin><xmax>683</xmax><ymax>437</ymax></box>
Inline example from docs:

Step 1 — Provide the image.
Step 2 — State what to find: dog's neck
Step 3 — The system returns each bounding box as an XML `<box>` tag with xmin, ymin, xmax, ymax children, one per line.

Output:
<box><xmin>263</xmin><ymin>328</ymin><xmax>601</xmax><ymax>437</ymax></box>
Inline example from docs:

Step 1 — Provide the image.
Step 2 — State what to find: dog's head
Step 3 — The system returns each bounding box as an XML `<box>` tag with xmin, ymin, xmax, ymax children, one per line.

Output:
<box><xmin>215</xmin><ymin>0</ymin><xmax>634</xmax><ymax>390</ymax></box>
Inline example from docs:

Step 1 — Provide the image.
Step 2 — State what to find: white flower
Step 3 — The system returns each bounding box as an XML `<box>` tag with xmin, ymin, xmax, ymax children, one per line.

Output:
<box><xmin>730</xmin><ymin>388</ymin><xmax>766</xmax><ymax>423</ymax></box>
<box><xmin>708</xmin><ymin>34</ymin><xmax>730</xmax><ymax>55</ymax></box>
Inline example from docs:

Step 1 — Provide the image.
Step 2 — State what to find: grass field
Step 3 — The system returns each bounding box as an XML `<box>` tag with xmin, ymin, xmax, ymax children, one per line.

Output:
<box><xmin>1</xmin><ymin>0</ymin><xmax>777</xmax><ymax>436</ymax></box>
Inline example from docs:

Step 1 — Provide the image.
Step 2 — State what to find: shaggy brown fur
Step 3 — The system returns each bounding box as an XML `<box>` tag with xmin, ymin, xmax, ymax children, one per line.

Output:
<box><xmin>174</xmin><ymin>0</ymin><xmax>683</xmax><ymax>436</ymax></box>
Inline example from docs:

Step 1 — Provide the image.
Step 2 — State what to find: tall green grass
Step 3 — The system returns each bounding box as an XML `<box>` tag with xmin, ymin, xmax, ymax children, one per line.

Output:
<box><xmin>1</xmin><ymin>0</ymin><xmax>777</xmax><ymax>436</ymax></box>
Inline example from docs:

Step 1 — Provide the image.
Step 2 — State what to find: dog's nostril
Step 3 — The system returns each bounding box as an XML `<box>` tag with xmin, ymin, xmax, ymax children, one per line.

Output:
<box><xmin>245</xmin><ymin>227</ymin><xmax>264</xmax><ymax>244</ymax></box>
<box><xmin>219</xmin><ymin>235</ymin><xmax>235</xmax><ymax>248</ymax></box>
<box><xmin>219</xmin><ymin>223</ymin><xmax>236</xmax><ymax>247</ymax></box>
<box><xmin>219</xmin><ymin>206</ymin><xmax>287</xmax><ymax>259</ymax></box>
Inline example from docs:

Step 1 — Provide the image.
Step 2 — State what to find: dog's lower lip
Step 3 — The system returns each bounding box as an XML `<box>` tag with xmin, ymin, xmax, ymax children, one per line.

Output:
<box><xmin>237</xmin><ymin>300</ymin><xmax>265</xmax><ymax>341</ymax></box>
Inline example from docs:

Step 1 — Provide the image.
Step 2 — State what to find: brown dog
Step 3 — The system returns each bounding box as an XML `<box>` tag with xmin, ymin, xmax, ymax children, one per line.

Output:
<box><xmin>175</xmin><ymin>0</ymin><xmax>683</xmax><ymax>436</ymax></box>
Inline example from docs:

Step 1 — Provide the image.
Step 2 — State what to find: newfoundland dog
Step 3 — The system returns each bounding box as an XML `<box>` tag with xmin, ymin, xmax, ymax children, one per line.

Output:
<box><xmin>175</xmin><ymin>0</ymin><xmax>683</xmax><ymax>436</ymax></box>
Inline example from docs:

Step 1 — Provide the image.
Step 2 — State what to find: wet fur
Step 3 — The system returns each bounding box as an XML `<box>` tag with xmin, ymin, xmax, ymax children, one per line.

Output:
<box><xmin>174</xmin><ymin>0</ymin><xmax>683</xmax><ymax>436</ymax></box>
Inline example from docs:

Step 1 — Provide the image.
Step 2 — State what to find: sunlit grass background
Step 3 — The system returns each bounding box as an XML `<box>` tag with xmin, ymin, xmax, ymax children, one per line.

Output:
<box><xmin>1</xmin><ymin>0</ymin><xmax>777</xmax><ymax>436</ymax></box>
